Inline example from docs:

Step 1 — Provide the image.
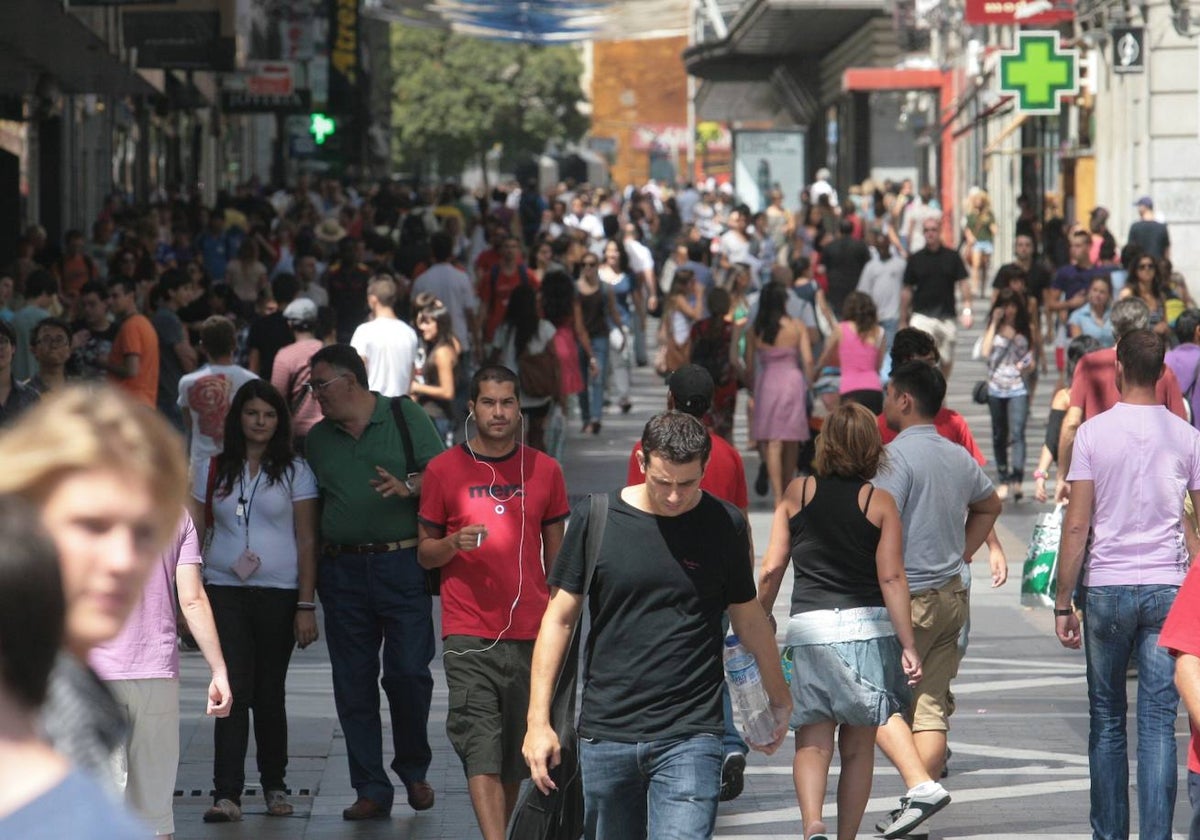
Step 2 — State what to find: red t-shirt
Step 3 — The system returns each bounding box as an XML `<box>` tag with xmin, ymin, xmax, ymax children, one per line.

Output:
<box><xmin>1158</xmin><ymin>561</ymin><xmax>1200</xmax><ymax>772</ymax></box>
<box><xmin>418</xmin><ymin>443</ymin><xmax>569</xmax><ymax>640</ymax></box>
<box><xmin>877</xmin><ymin>408</ymin><xmax>986</xmax><ymax>466</ymax></box>
<box><xmin>626</xmin><ymin>430</ymin><xmax>749</xmax><ymax>510</ymax></box>
<box><xmin>480</xmin><ymin>265</ymin><xmax>540</xmax><ymax>344</ymax></box>
<box><xmin>1069</xmin><ymin>348</ymin><xmax>1185</xmax><ymax>420</ymax></box>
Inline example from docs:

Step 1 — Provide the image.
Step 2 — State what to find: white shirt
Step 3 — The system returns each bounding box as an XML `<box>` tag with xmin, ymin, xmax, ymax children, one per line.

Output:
<box><xmin>624</xmin><ymin>237</ymin><xmax>654</xmax><ymax>276</ymax></box>
<box><xmin>350</xmin><ymin>317</ymin><xmax>420</xmax><ymax>397</ymax></box>
<box><xmin>191</xmin><ymin>459</ymin><xmax>319</xmax><ymax>589</ymax></box>
<box><xmin>298</xmin><ymin>281</ymin><xmax>329</xmax><ymax>308</ymax></box>
<box><xmin>177</xmin><ymin>364</ymin><xmax>260</xmax><ymax>474</ymax></box>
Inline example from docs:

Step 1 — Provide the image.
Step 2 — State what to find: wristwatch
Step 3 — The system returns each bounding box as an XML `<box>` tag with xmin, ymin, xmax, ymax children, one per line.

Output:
<box><xmin>1053</xmin><ymin>607</ymin><xmax>1074</xmax><ymax>617</ymax></box>
<box><xmin>403</xmin><ymin>476</ymin><xmax>418</xmax><ymax>494</ymax></box>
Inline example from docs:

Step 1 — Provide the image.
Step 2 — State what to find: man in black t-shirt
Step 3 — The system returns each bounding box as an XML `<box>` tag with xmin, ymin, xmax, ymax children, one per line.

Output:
<box><xmin>246</xmin><ymin>273</ymin><xmax>299</xmax><ymax>378</ymax></box>
<box><xmin>1127</xmin><ymin>196</ymin><xmax>1170</xmax><ymax>260</ymax></box>
<box><xmin>901</xmin><ymin>216</ymin><xmax>970</xmax><ymax>379</ymax></box>
<box><xmin>523</xmin><ymin>412</ymin><xmax>790</xmax><ymax>838</ymax></box>
<box><xmin>822</xmin><ymin>219</ymin><xmax>871</xmax><ymax>317</ymax></box>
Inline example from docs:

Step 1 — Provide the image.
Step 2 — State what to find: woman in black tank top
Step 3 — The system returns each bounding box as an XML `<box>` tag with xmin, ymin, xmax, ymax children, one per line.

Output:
<box><xmin>756</xmin><ymin>403</ymin><xmax>926</xmax><ymax>840</ymax></box>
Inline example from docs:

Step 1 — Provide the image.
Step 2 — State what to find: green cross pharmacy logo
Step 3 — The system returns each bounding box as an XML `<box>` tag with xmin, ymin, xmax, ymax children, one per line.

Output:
<box><xmin>998</xmin><ymin>31</ymin><xmax>1079</xmax><ymax>115</ymax></box>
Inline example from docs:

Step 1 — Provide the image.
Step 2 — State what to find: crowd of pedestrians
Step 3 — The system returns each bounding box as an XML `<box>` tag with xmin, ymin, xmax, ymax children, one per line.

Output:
<box><xmin>2</xmin><ymin>169</ymin><xmax>1200</xmax><ymax>840</ymax></box>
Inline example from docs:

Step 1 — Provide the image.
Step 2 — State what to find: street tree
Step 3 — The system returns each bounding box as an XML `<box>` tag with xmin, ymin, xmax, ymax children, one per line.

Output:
<box><xmin>390</xmin><ymin>26</ymin><xmax>590</xmax><ymax>184</ymax></box>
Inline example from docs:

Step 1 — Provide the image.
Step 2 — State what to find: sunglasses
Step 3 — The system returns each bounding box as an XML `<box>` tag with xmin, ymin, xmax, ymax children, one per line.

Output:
<box><xmin>582</xmin><ymin>260</ymin><xmax>598</xmax><ymax>267</ymax></box>
<box><xmin>1137</xmin><ymin>262</ymin><xmax>1156</xmax><ymax>269</ymax></box>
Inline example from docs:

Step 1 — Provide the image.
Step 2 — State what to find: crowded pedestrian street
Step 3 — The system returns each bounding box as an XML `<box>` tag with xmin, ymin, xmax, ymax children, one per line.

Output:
<box><xmin>156</xmin><ymin>321</ymin><xmax>1186</xmax><ymax>839</ymax></box>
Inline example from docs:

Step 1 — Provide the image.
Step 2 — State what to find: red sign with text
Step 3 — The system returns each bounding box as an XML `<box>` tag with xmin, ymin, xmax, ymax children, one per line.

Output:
<box><xmin>964</xmin><ymin>0</ymin><xmax>1073</xmax><ymax>25</ymax></box>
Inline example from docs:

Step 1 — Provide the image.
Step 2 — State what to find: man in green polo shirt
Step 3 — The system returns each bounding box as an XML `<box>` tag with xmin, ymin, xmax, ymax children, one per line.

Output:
<box><xmin>305</xmin><ymin>344</ymin><xmax>445</xmax><ymax>821</ymax></box>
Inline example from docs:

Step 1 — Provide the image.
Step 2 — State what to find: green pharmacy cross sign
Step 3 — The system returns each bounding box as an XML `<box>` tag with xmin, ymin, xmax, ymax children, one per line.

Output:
<box><xmin>998</xmin><ymin>31</ymin><xmax>1079</xmax><ymax>115</ymax></box>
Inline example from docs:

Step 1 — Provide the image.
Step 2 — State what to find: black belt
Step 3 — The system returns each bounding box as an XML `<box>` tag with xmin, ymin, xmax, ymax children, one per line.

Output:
<box><xmin>323</xmin><ymin>538</ymin><xmax>418</xmax><ymax>556</ymax></box>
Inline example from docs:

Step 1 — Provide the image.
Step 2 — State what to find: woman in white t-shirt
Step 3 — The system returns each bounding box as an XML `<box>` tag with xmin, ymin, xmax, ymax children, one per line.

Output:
<box><xmin>190</xmin><ymin>380</ymin><xmax>319</xmax><ymax>824</ymax></box>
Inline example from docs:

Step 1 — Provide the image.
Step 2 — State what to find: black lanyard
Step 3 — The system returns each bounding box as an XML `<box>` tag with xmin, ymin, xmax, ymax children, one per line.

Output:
<box><xmin>237</xmin><ymin>467</ymin><xmax>264</xmax><ymax>549</ymax></box>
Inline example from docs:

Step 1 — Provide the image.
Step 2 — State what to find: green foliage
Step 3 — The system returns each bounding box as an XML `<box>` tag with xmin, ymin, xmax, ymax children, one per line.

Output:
<box><xmin>390</xmin><ymin>25</ymin><xmax>590</xmax><ymax>176</ymax></box>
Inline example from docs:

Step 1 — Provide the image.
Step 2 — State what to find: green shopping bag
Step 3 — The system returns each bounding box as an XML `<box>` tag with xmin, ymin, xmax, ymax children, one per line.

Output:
<box><xmin>1021</xmin><ymin>503</ymin><xmax>1063</xmax><ymax>608</ymax></box>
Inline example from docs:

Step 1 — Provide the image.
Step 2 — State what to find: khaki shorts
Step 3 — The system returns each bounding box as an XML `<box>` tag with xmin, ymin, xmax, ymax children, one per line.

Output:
<box><xmin>443</xmin><ymin>636</ymin><xmax>534</xmax><ymax>783</ymax></box>
<box><xmin>909</xmin><ymin>312</ymin><xmax>958</xmax><ymax>365</ymax></box>
<box><xmin>109</xmin><ymin>678</ymin><xmax>180</xmax><ymax>835</ymax></box>
<box><xmin>908</xmin><ymin>577</ymin><xmax>969</xmax><ymax>733</ymax></box>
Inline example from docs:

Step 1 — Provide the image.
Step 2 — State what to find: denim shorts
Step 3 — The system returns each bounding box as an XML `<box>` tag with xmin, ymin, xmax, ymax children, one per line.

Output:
<box><xmin>785</xmin><ymin>607</ymin><xmax>911</xmax><ymax>728</ymax></box>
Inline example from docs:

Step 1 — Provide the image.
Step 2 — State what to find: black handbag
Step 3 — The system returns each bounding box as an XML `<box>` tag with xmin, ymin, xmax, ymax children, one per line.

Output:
<box><xmin>507</xmin><ymin>494</ymin><xmax>607</xmax><ymax>840</ymax></box>
<box><xmin>972</xmin><ymin>380</ymin><xmax>989</xmax><ymax>405</ymax></box>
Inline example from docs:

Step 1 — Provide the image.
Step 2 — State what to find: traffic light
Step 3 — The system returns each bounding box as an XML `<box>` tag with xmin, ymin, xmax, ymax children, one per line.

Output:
<box><xmin>309</xmin><ymin>113</ymin><xmax>336</xmax><ymax>145</ymax></box>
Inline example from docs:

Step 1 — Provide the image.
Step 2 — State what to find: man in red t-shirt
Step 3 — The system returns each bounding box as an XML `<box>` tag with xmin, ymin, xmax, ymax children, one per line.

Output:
<box><xmin>625</xmin><ymin>364</ymin><xmax>752</xmax><ymax>802</ymax></box>
<box><xmin>417</xmin><ymin>365</ymin><xmax>568</xmax><ymax>840</ymax></box>
<box><xmin>626</xmin><ymin>365</ymin><xmax>749</xmax><ymax>514</ymax></box>
<box><xmin>1159</xmin><ymin>562</ymin><xmax>1200</xmax><ymax>840</ymax></box>
<box><xmin>479</xmin><ymin>236</ymin><xmax>537</xmax><ymax>346</ymax></box>
<box><xmin>1056</xmin><ymin>298</ymin><xmax>1185</xmax><ymax>503</ymax></box>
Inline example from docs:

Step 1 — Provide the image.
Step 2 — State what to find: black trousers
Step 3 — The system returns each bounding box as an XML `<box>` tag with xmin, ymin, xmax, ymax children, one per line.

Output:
<box><xmin>206</xmin><ymin>585</ymin><xmax>297</xmax><ymax>804</ymax></box>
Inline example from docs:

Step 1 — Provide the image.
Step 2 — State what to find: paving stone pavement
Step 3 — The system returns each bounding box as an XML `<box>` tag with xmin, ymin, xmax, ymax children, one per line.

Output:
<box><xmin>170</xmin><ymin>316</ymin><xmax>1192</xmax><ymax>838</ymax></box>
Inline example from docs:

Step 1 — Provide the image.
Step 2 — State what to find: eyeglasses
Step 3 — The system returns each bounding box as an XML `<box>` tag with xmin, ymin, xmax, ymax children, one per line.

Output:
<box><xmin>922</xmin><ymin>226</ymin><xmax>940</xmax><ymax>233</ymax></box>
<box><xmin>582</xmin><ymin>260</ymin><xmax>598</xmax><ymax>267</ymax></box>
<box><xmin>305</xmin><ymin>373</ymin><xmax>349</xmax><ymax>395</ymax></box>
<box><xmin>1137</xmin><ymin>262</ymin><xmax>1156</xmax><ymax>270</ymax></box>
<box><xmin>36</xmin><ymin>336</ymin><xmax>68</xmax><ymax>348</ymax></box>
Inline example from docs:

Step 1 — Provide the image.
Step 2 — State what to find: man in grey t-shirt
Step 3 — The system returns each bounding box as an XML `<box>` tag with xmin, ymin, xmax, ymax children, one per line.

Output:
<box><xmin>870</xmin><ymin>361</ymin><xmax>1000</xmax><ymax>837</ymax></box>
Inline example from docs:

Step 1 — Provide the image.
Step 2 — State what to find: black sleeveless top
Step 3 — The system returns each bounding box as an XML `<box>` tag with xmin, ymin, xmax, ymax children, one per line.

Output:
<box><xmin>579</xmin><ymin>286</ymin><xmax>607</xmax><ymax>337</ymax></box>
<box><xmin>789</xmin><ymin>476</ymin><xmax>884</xmax><ymax>615</ymax></box>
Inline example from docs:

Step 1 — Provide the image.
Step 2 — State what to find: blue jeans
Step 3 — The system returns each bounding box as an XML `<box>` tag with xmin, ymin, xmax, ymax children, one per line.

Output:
<box><xmin>317</xmin><ymin>547</ymin><xmax>435</xmax><ymax>806</ymax></box>
<box><xmin>879</xmin><ymin>317</ymin><xmax>899</xmax><ymax>383</ymax></box>
<box><xmin>584</xmin><ymin>335</ymin><xmax>610</xmax><ymax>424</ymax></box>
<box><xmin>987</xmin><ymin>393</ymin><xmax>1029</xmax><ymax>481</ymax></box>
<box><xmin>1190</xmin><ymin>770</ymin><xmax>1200</xmax><ymax>840</ymax></box>
<box><xmin>580</xmin><ymin>733</ymin><xmax>723</xmax><ymax>840</ymax></box>
<box><xmin>1083</xmin><ymin>584</ymin><xmax>1180</xmax><ymax>840</ymax></box>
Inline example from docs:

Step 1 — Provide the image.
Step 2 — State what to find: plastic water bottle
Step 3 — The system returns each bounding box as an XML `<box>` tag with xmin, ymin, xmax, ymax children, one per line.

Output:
<box><xmin>723</xmin><ymin>634</ymin><xmax>777</xmax><ymax>747</ymax></box>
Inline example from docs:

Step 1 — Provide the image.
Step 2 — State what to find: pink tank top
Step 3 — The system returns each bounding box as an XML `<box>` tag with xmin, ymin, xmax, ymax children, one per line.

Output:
<box><xmin>838</xmin><ymin>321</ymin><xmax>882</xmax><ymax>394</ymax></box>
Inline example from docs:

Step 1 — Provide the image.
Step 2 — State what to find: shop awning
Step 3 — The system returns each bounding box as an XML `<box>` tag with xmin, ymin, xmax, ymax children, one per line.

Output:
<box><xmin>364</xmin><ymin>0</ymin><xmax>690</xmax><ymax>42</ymax></box>
<box><xmin>0</xmin><ymin>1</ymin><xmax>158</xmax><ymax>97</ymax></box>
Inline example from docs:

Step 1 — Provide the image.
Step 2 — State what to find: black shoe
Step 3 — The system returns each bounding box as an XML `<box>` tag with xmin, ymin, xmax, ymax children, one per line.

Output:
<box><xmin>620</xmin><ymin>400</ymin><xmax>633</xmax><ymax>414</ymax></box>
<box><xmin>754</xmin><ymin>462</ymin><xmax>769</xmax><ymax>497</ymax></box>
<box><xmin>719</xmin><ymin>752</ymin><xmax>746</xmax><ymax>802</ymax></box>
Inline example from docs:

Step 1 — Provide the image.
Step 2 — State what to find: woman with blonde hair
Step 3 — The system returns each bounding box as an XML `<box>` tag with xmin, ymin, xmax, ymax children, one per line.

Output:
<box><xmin>0</xmin><ymin>386</ymin><xmax>204</xmax><ymax>794</ymax></box>
<box><xmin>964</xmin><ymin>190</ymin><xmax>997</xmax><ymax>299</ymax></box>
<box><xmin>757</xmin><ymin>402</ymin><xmax>923</xmax><ymax>840</ymax></box>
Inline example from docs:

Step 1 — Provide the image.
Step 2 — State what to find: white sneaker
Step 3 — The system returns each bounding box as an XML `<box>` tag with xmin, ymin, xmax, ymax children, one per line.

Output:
<box><xmin>880</xmin><ymin>783</ymin><xmax>949</xmax><ymax>838</ymax></box>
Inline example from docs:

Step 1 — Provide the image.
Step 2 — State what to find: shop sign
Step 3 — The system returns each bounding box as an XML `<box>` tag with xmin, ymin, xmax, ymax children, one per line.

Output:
<box><xmin>328</xmin><ymin>0</ymin><xmax>360</xmax><ymax>107</ymax></box>
<box><xmin>1112</xmin><ymin>26</ymin><xmax>1145</xmax><ymax>74</ymax></box>
<box><xmin>964</xmin><ymin>0</ymin><xmax>1073</xmax><ymax>25</ymax></box>
<box><xmin>998</xmin><ymin>31</ymin><xmax>1079</xmax><ymax>115</ymax></box>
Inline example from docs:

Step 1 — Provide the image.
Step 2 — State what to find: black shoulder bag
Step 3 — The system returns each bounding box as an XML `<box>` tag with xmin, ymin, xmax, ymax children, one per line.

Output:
<box><xmin>507</xmin><ymin>492</ymin><xmax>608</xmax><ymax>840</ymax></box>
<box><xmin>390</xmin><ymin>395</ymin><xmax>439</xmax><ymax>596</ymax></box>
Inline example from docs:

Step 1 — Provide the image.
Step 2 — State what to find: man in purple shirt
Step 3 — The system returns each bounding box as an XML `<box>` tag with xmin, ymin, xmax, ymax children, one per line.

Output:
<box><xmin>1055</xmin><ymin>329</ymin><xmax>1200</xmax><ymax>840</ymax></box>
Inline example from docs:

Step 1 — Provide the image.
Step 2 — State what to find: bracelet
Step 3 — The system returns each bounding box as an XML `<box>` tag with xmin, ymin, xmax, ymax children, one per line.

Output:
<box><xmin>1033</xmin><ymin>469</ymin><xmax>1048</xmax><ymax>480</ymax></box>
<box><xmin>962</xmin><ymin>307</ymin><xmax>972</xmax><ymax>314</ymax></box>
<box><xmin>296</xmin><ymin>601</ymin><xmax>316</xmax><ymax>611</ymax></box>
